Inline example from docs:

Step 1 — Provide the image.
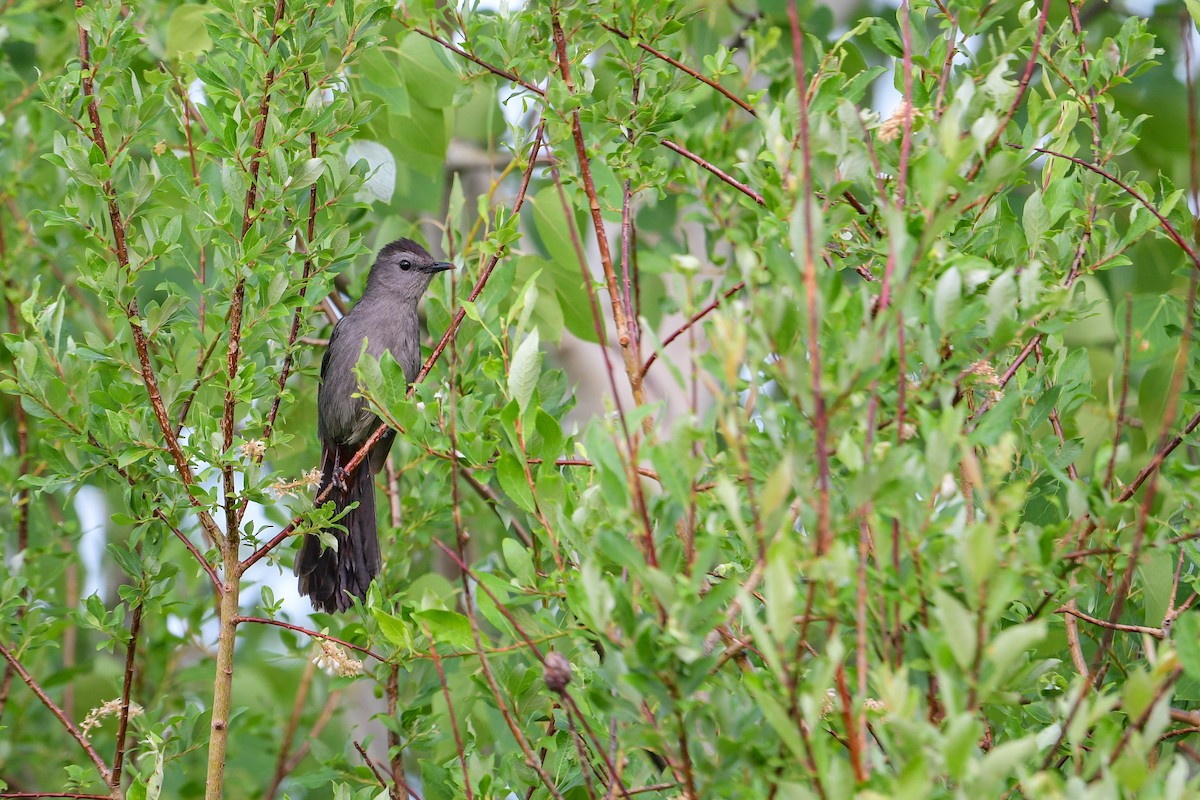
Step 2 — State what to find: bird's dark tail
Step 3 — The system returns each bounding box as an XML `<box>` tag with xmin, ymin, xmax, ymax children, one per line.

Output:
<box><xmin>296</xmin><ymin>443</ymin><xmax>382</xmax><ymax>613</ymax></box>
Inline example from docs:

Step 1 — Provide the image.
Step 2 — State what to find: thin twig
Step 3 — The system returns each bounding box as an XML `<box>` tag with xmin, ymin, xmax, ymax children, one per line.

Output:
<box><xmin>265</xmin><ymin>658</ymin><xmax>317</xmax><ymax>800</ymax></box>
<box><xmin>786</xmin><ymin>0</ymin><xmax>831</xmax><ymax>555</ymax></box>
<box><xmin>601</xmin><ymin>22</ymin><xmax>757</xmax><ymax>116</ymax></box>
<box><xmin>1057</xmin><ymin>606</ymin><xmax>1163</xmax><ymax>639</ymax></box>
<box><xmin>0</xmin><ymin>639</ymin><xmax>112</xmax><ymax>787</ymax></box>
<box><xmin>1031</xmin><ymin>147</ymin><xmax>1200</xmax><ymax>270</ymax></box>
<box><xmin>552</xmin><ymin>11</ymin><xmax>646</xmax><ymax>407</ymax></box>
<box><xmin>661</xmin><ymin>139</ymin><xmax>765</xmax><ymax>206</ymax></box>
<box><xmin>640</xmin><ymin>280</ymin><xmax>745</xmax><ymax>379</ymax></box>
<box><xmin>353</xmin><ymin>740</ymin><xmax>392</xmax><ymax>794</ymax></box>
<box><xmin>1104</xmin><ymin>297</ymin><xmax>1134</xmax><ymax>491</ymax></box>
<box><xmin>395</xmin><ymin>14</ymin><xmax>545</xmax><ymax>95</ymax></box>
<box><xmin>233</xmin><ymin>615</ymin><xmax>386</xmax><ymax>663</ymax></box>
<box><xmin>73</xmin><ymin>0</ymin><xmax>224</xmax><ymax>547</ymax></box>
<box><xmin>110</xmin><ymin>603</ymin><xmax>144</xmax><ymax>788</ymax></box>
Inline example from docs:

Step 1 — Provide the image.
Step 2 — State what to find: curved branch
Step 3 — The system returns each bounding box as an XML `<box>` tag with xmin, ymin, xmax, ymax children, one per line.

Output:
<box><xmin>601</xmin><ymin>23</ymin><xmax>756</xmax><ymax>116</ymax></box>
<box><xmin>0</xmin><ymin>639</ymin><xmax>113</xmax><ymax>788</ymax></box>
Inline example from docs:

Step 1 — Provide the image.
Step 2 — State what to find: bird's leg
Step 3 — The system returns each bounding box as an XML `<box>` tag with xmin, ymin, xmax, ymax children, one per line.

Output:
<box><xmin>332</xmin><ymin>448</ymin><xmax>349</xmax><ymax>493</ymax></box>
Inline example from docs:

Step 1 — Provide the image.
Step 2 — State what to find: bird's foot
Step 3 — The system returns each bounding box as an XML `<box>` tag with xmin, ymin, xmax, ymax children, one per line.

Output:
<box><xmin>332</xmin><ymin>466</ymin><xmax>349</xmax><ymax>492</ymax></box>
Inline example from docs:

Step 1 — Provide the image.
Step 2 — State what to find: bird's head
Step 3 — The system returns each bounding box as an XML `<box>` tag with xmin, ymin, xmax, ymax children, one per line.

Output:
<box><xmin>366</xmin><ymin>237</ymin><xmax>454</xmax><ymax>302</ymax></box>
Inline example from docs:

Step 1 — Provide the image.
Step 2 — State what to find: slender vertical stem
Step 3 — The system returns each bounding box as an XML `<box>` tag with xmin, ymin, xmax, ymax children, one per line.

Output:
<box><xmin>619</xmin><ymin>74</ymin><xmax>641</xmax><ymax>346</ymax></box>
<box><xmin>1104</xmin><ymin>298</ymin><xmax>1134</xmax><ymax>491</ymax></box>
<box><xmin>110</xmin><ymin>604</ymin><xmax>144</xmax><ymax>788</ymax></box>
<box><xmin>441</xmin><ymin>264</ymin><xmax>476</xmax><ymax>800</ymax></box>
<box><xmin>265</xmin><ymin>658</ymin><xmax>316</xmax><ymax>799</ymax></box>
<box><xmin>223</xmin><ymin>0</ymin><xmax>288</xmax><ymax>535</ymax></box>
<box><xmin>785</xmin><ymin>0</ymin><xmax>831</xmax><ymax>554</ymax></box>
<box><xmin>386</xmin><ymin>665</ymin><xmax>416</xmax><ymax>800</ymax></box>
<box><xmin>0</xmin><ymin>211</ymin><xmax>31</xmax><ymax>723</ymax></box>
<box><xmin>551</xmin><ymin>9</ymin><xmax>647</xmax><ymax>412</ymax></box>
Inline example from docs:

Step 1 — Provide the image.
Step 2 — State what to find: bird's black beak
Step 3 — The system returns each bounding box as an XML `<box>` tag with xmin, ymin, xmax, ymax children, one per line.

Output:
<box><xmin>424</xmin><ymin>261</ymin><xmax>454</xmax><ymax>273</ymax></box>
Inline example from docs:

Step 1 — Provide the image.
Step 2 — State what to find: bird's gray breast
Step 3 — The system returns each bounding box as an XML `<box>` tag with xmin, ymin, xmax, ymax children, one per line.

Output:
<box><xmin>317</xmin><ymin>296</ymin><xmax>421</xmax><ymax>445</ymax></box>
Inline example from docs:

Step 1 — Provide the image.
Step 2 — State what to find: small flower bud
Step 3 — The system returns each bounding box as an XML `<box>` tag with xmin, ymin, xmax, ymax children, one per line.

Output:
<box><xmin>543</xmin><ymin>652</ymin><xmax>572</xmax><ymax>693</ymax></box>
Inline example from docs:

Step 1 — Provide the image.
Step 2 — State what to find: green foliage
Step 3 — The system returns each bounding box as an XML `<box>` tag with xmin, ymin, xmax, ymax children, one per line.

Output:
<box><xmin>2</xmin><ymin>0</ymin><xmax>1200</xmax><ymax>798</ymax></box>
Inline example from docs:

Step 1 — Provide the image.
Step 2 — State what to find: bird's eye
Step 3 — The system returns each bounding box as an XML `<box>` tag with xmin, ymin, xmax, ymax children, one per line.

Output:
<box><xmin>399</xmin><ymin>259</ymin><xmax>411</xmax><ymax>271</ymax></box>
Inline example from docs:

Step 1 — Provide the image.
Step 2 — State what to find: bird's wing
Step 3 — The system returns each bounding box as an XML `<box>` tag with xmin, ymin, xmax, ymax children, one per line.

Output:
<box><xmin>320</xmin><ymin>316</ymin><xmax>343</xmax><ymax>382</ymax></box>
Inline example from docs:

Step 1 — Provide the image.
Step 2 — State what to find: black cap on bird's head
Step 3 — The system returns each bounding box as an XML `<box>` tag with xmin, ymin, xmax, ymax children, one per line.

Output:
<box><xmin>366</xmin><ymin>237</ymin><xmax>454</xmax><ymax>300</ymax></box>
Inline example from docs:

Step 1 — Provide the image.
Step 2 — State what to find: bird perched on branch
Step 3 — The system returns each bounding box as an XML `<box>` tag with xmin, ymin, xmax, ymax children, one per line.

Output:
<box><xmin>296</xmin><ymin>238</ymin><xmax>453</xmax><ymax>612</ymax></box>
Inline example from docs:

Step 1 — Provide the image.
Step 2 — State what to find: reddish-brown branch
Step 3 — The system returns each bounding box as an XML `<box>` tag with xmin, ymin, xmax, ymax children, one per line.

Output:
<box><xmin>619</xmin><ymin>77</ymin><xmax>641</xmax><ymax>347</ymax></box>
<box><xmin>1057</xmin><ymin>606</ymin><xmax>1163</xmax><ymax>638</ymax></box>
<box><xmin>1113</xmin><ymin>394</ymin><xmax>1200</xmax><ymax>505</ymax></box>
<box><xmin>266</xmin><ymin>689</ymin><xmax>342</xmax><ymax>798</ymax></box>
<box><xmin>266</xmin><ymin>659</ymin><xmax>316</xmax><ymax>800</ymax></box>
<box><xmin>413</xmin><ymin>123</ymin><xmax>544</xmax><ymax>387</ymax></box>
<box><xmin>661</xmin><ymin>139</ymin><xmax>765</xmax><ymax>206</ymax></box>
<box><xmin>439</xmin><ymin>275</ymin><xmax>476</xmax><ymax>800</ymax></box>
<box><xmin>1043</xmin><ymin>476</ymin><xmax>1160</xmax><ymax>770</ymax></box>
<box><xmin>786</xmin><ymin>0</ymin><xmax>832</xmax><ymax>555</ymax></box>
<box><xmin>553</xmin><ymin>11</ymin><xmax>646</xmax><ymax>408</ymax></box>
<box><xmin>260</xmin><ymin>72</ymin><xmax>321</xmax><ymax>449</ymax></box>
<box><xmin>222</xmin><ymin>0</ymin><xmax>289</xmax><ymax>541</ymax></box>
<box><xmin>0</xmin><ymin>639</ymin><xmax>113</xmax><ymax>788</ymax></box>
<box><xmin>1033</xmin><ymin>147</ymin><xmax>1200</xmax><ymax>269</ymax></box>
<box><xmin>425</xmin><ymin>623</ymin><xmax>475</xmax><ymax>799</ymax></box>
<box><xmin>601</xmin><ymin>23</ymin><xmax>757</xmax><ymax>116</ymax></box>
<box><xmin>110</xmin><ymin>603</ymin><xmax>143</xmax><ymax>788</ymax></box>
<box><xmin>1109</xmin><ymin>666</ymin><xmax>1184</xmax><ymax>766</ymax></box>
<box><xmin>232</xmin><ymin>615</ymin><xmax>386</xmax><ymax>662</ymax></box>
<box><xmin>74</xmin><ymin>0</ymin><xmax>224</xmax><ymax>547</ymax></box>
<box><xmin>557</xmin><ymin>689</ymin><xmax>631</xmax><ymax>799</ymax></box>
<box><xmin>544</xmin><ymin>159</ymin><xmax>661</xmax><ymax>572</ymax></box>
<box><xmin>385</xmin><ymin>665</ymin><xmax>418</xmax><ymax>800</ymax></box>
<box><xmin>441</xmin><ymin>542</ymin><xmax>567</xmax><ymax>798</ymax></box>
<box><xmin>353</xmin><ymin>740</ymin><xmax>392</xmax><ymax>794</ymax></box>
<box><xmin>835</xmin><ymin>664</ymin><xmax>867</xmax><ymax>782</ymax></box>
<box><xmin>640</xmin><ymin>284</ymin><xmax>744</xmax><ymax>379</ymax></box>
<box><xmin>396</xmin><ymin>15</ymin><xmax>545</xmax><ymax>96</ymax></box>
<box><xmin>985</xmin><ymin>0</ymin><xmax>1051</xmax><ymax>157</ymax></box>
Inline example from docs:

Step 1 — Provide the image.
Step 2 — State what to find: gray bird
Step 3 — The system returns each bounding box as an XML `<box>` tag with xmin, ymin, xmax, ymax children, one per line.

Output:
<box><xmin>296</xmin><ymin>238</ymin><xmax>452</xmax><ymax>612</ymax></box>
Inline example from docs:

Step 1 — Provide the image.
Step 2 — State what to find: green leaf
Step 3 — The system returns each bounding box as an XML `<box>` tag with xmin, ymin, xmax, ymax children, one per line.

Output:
<box><xmin>1137</xmin><ymin>357</ymin><xmax>1175</xmax><ymax>440</ymax></box>
<box><xmin>985</xmin><ymin>271</ymin><xmax>1016</xmax><ymax>337</ymax></box>
<box><xmin>166</xmin><ymin>4</ymin><xmax>213</xmax><ymax>57</ymax></box>
<box><xmin>496</xmin><ymin>452</ymin><xmax>535</xmax><ymax>513</ymax></box>
<box><xmin>507</xmin><ymin>329</ymin><xmax>541</xmax><ymax>415</ymax></box>
<box><xmin>985</xmin><ymin>620</ymin><xmax>1046</xmax><ymax>680</ymax></box>
<box><xmin>291</xmin><ymin>157</ymin><xmax>325</xmax><ymax>190</ymax></box>
<box><xmin>414</xmin><ymin>609</ymin><xmax>477</xmax><ymax>650</ymax></box>
<box><xmin>764</xmin><ymin>539</ymin><xmax>796</xmax><ymax>640</ymax></box>
<box><xmin>1175</xmin><ymin>613</ymin><xmax>1200</xmax><ymax>682</ymax></box>
<box><xmin>934</xmin><ymin>590</ymin><xmax>977</xmax><ymax>670</ymax></box>
<box><xmin>1138</xmin><ymin>548</ymin><xmax>1174</xmax><ymax>628</ymax></box>
<box><xmin>529</xmin><ymin>191</ymin><xmax>596</xmax><ymax>343</ymax></box>
<box><xmin>394</xmin><ymin>34</ymin><xmax>460</xmax><ymax>110</ymax></box>
<box><xmin>502</xmin><ymin>538</ymin><xmax>534</xmax><ymax>585</ymax></box>
<box><xmin>373</xmin><ymin>609</ymin><xmax>413</xmax><ymax>652</ymax></box>
<box><xmin>1021</xmin><ymin>188</ymin><xmax>1049</xmax><ymax>244</ymax></box>
<box><xmin>1185</xmin><ymin>0</ymin><xmax>1200</xmax><ymax>31</ymax></box>
<box><xmin>934</xmin><ymin>266</ymin><xmax>962</xmax><ymax>330</ymax></box>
